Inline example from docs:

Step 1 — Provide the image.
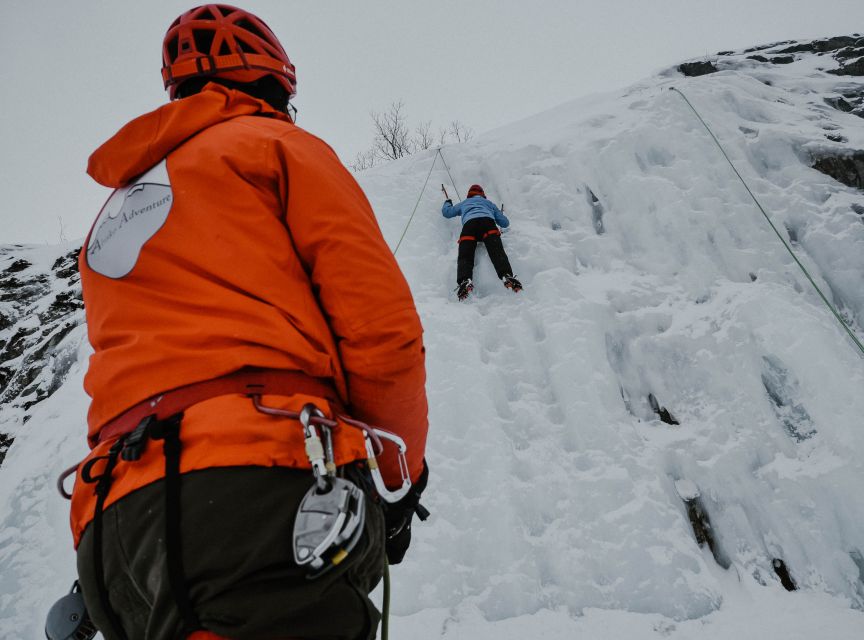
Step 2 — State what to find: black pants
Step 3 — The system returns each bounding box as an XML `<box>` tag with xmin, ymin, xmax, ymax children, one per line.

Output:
<box><xmin>457</xmin><ymin>217</ymin><xmax>513</xmax><ymax>284</ymax></box>
<box><xmin>77</xmin><ymin>466</ymin><xmax>385</xmax><ymax>640</ymax></box>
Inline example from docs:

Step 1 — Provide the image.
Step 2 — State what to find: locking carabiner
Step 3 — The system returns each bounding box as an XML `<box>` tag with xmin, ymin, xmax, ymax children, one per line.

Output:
<box><xmin>299</xmin><ymin>403</ymin><xmax>331</xmax><ymax>492</ymax></box>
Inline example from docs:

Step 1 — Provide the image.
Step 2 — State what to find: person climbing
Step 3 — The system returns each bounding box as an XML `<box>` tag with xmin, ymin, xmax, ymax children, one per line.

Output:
<box><xmin>442</xmin><ymin>184</ymin><xmax>522</xmax><ymax>300</ymax></box>
<box><xmin>66</xmin><ymin>5</ymin><xmax>429</xmax><ymax>640</ymax></box>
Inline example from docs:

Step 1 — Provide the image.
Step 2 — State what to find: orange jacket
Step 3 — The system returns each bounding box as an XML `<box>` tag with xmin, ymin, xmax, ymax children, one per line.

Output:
<box><xmin>70</xmin><ymin>84</ymin><xmax>428</xmax><ymax>545</ymax></box>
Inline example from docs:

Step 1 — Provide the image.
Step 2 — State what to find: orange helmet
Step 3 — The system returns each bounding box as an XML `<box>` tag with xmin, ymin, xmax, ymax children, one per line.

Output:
<box><xmin>162</xmin><ymin>4</ymin><xmax>297</xmax><ymax>100</ymax></box>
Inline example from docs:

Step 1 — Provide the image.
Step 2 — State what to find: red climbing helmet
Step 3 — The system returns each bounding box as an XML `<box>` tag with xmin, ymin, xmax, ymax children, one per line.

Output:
<box><xmin>467</xmin><ymin>184</ymin><xmax>485</xmax><ymax>198</ymax></box>
<box><xmin>162</xmin><ymin>4</ymin><xmax>297</xmax><ymax>100</ymax></box>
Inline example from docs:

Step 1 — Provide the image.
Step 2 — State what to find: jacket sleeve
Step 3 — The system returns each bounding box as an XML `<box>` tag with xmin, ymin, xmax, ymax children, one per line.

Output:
<box><xmin>274</xmin><ymin>130</ymin><xmax>428</xmax><ymax>484</ymax></box>
<box><xmin>492</xmin><ymin>203</ymin><xmax>510</xmax><ymax>228</ymax></box>
<box><xmin>442</xmin><ymin>200</ymin><xmax>462</xmax><ymax>218</ymax></box>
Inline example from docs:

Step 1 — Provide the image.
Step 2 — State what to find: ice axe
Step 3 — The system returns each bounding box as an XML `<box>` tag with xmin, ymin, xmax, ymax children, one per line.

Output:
<box><xmin>441</xmin><ymin>184</ymin><xmax>451</xmax><ymax>201</ymax></box>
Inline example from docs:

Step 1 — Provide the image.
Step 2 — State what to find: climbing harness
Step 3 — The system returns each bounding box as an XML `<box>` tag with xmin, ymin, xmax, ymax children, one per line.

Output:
<box><xmin>393</xmin><ymin>147</ymin><xmax>463</xmax><ymax>255</ymax></box>
<box><xmin>50</xmin><ymin>370</ymin><xmax>422</xmax><ymax>637</ymax></box>
<box><xmin>670</xmin><ymin>86</ymin><xmax>864</xmax><ymax>358</ymax></box>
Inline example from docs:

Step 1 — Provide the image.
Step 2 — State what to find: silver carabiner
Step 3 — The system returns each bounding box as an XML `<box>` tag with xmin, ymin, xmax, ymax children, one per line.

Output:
<box><xmin>364</xmin><ymin>428</ymin><xmax>412</xmax><ymax>503</ymax></box>
<box><xmin>299</xmin><ymin>403</ymin><xmax>331</xmax><ymax>492</ymax></box>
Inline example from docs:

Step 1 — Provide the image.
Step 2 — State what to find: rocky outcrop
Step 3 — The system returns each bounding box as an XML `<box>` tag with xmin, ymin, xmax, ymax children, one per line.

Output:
<box><xmin>678</xmin><ymin>34</ymin><xmax>864</xmax><ymax>81</ymax></box>
<box><xmin>811</xmin><ymin>151</ymin><xmax>864</xmax><ymax>190</ymax></box>
<box><xmin>678</xmin><ymin>61</ymin><xmax>718</xmax><ymax>77</ymax></box>
<box><xmin>0</xmin><ymin>245</ymin><xmax>85</xmax><ymax>466</ymax></box>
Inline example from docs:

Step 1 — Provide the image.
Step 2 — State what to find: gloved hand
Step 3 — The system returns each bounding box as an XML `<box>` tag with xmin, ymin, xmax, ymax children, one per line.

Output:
<box><xmin>383</xmin><ymin>460</ymin><xmax>429</xmax><ymax>565</ymax></box>
<box><xmin>444</xmin><ymin>199</ymin><xmax>452</xmax><ymax>205</ymax></box>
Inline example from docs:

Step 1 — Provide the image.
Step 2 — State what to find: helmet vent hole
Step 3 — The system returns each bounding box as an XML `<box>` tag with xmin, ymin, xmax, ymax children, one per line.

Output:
<box><xmin>219</xmin><ymin>40</ymin><xmax>232</xmax><ymax>56</ymax></box>
<box><xmin>236</xmin><ymin>37</ymin><xmax>257</xmax><ymax>54</ymax></box>
<box><xmin>197</xmin><ymin>7</ymin><xmax>217</xmax><ymax>21</ymax></box>
<box><xmin>236</xmin><ymin>19</ymin><xmax>267</xmax><ymax>41</ymax></box>
<box><xmin>193</xmin><ymin>30</ymin><xmax>215</xmax><ymax>55</ymax></box>
<box><xmin>166</xmin><ymin>36</ymin><xmax>179</xmax><ymax>61</ymax></box>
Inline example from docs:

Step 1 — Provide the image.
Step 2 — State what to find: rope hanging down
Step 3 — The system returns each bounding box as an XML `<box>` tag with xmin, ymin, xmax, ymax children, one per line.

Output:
<box><xmin>670</xmin><ymin>87</ymin><xmax>864</xmax><ymax>358</ymax></box>
<box><xmin>437</xmin><ymin>147</ymin><xmax>463</xmax><ymax>203</ymax></box>
<box><xmin>393</xmin><ymin>147</ymin><xmax>462</xmax><ymax>256</ymax></box>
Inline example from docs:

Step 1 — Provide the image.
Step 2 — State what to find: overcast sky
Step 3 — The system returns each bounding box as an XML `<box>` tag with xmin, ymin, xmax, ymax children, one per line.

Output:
<box><xmin>2</xmin><ymin>1</ymin><xmax>861</xmax><ymax>244</ymax></box>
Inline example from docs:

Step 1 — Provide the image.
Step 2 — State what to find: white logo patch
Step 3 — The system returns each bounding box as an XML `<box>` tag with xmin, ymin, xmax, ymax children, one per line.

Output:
<box><xmin>87</xmin><ymin>160</ymin><xmax>173</xmax><ymax>278</ymax></box>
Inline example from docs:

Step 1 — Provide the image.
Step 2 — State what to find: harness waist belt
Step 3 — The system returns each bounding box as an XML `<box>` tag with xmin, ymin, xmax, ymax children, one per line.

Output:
<box><xmin>95</xmin><ymin>369</ymin><xmax>340</xmax><ymax>446</ymax></box>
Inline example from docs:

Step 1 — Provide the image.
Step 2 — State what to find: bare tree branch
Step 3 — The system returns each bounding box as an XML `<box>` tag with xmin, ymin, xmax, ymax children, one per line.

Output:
<box><xmin>371</xmin><ymin>101</ymin><xmax>413</xmax><ymax>161</ymax></box>
<box><xmin>413</xmin><ymin>120</ymin><xmax>434</xmax><ymax>150</ymax></box>
<box><xmin>349</xmin><ymin>148</ymin><xmax>377</xmax><ymax>172</ymax></box>
<box><xmin>448</xmin><ymin>120</ymin><xmax>474</xmax><ymax>143</ymax></box>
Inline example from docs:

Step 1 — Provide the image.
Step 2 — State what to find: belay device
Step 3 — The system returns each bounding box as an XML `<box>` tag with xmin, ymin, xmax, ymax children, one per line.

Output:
<box><xmin>292</xmin><ymin>404</ymin><xmax>367</xmax><ymax>577</ymax></box>
<box><xmin>45</xmin><ymin>581</ymin><xmax>98</xmax><ymax>640</ymax></box>
<box><xmin>290</xmin><ymin>402</ymin><xmax>419</xmax><ymax>578</ymax></box>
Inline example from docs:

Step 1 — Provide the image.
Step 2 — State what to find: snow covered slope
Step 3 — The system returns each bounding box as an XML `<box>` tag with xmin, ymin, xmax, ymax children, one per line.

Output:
<box><xmin>2</xmin><ymin>35</ymin><xmax>864</xmax><ymax>639</ymax></box>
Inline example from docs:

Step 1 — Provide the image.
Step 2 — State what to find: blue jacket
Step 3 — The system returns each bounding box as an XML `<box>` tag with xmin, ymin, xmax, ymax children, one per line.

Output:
<box><xmin>442</xmin><ymin>196</ymin><xmax>509</xmax><ymax>228</ymax></box>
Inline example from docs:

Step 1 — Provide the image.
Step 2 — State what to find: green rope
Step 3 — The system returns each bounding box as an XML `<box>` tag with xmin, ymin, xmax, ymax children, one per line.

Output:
<box><xmin>670</xmin><ymin>86</ymin><xmax>864</xmax><ymax>358</ymax></box>
<box><xmin>382</xmin><ymin>560</ymin><xmax>391</xmax><ymax>640</ymax></box>
<box><xmin>437</xmin><ymin>147</ymin><xmax>463</xmax><ymax>202</ymax></box>
<box><xmin>393</xmin><ymin>150</ymin><xmax>439</xmax><ymax>255</ymax></box>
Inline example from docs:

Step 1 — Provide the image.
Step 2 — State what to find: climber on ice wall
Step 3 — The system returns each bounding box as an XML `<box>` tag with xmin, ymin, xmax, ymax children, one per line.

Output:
<box><xmin>442</xmin><ymin>184</ymin><xmax>522</xmax><ymax>300</ymax></box>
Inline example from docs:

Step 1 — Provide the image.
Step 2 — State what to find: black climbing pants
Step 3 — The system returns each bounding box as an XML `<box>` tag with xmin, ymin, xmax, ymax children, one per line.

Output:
<box><xmin>456</xmin><ymin>217</ymin><xmax>513</xmax><ymax>284</ymax></box>
<box><xmin>77</xmin><ymin>465</ymin><xmax>385</xmax><ymax>640</ymax></box>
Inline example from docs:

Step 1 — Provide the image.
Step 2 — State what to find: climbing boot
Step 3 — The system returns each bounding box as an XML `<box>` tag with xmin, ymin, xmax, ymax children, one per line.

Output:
<box><xmin>502</xmin><ymin>275</ymin><xmax>522</xmax><ymax>293</ymax></box>
<box><xmin>456</xmin><ymin>279</ymin><xmax>474</xmax><ymax>301</ymax></box>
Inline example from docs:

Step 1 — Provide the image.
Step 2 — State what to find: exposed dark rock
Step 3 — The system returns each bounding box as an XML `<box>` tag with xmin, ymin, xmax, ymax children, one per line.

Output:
<box><xmin>745</xmin><ymin>40</ymin><xmax>794</xmax><ymax>53</ymax></box>
<box><xmin>825</xmin><ymin>96</ymin><xmax>855</xmax><ymax>112</ymax></box>
<box><xmin>717</xmin><ymin>50</ymin><xmax>734</xmax><ymax>56</ymax></box>
<box><xmin>682</xmin><ymin>494</ymin><xmax>730</xmax><ymax>569</ymax></box>
<box><xmin>45</xmin><ymin>290</ymin><xmax>84</xmax><ymax>319</ymax></box>
<box><xmin>852</xmin><ymin>203</ymin><xmax>864</xmax><ymax>216</ymax></box>
<box><xmin>0</xmin><ymin>432</ymin><xmax>12</xmax><ymax>466</ymax></box>
<box><xmin>648</xmin><ymin>393</ymin><xmax>680</xmax><ymax>425</ymax></box>
<box><xmin>747</xmin><ymin>55</ymin><xmax>769</xmax><ymax>63</ymax></box>
<box><xmin>812</xmin><ymin>151</ymin><xmax>864</xmax><ymax>190</ymax></box>
<box><xmin>770</xmin><ymin>56</ymin><xmax>795</xmax><ymax>65</ymax></box>
<box><xmin>826</xmin><ymin>134</ymin><xmax>848</xmax><ymax>143</ymax></box>
<box><xmin>778</xmin><ymin>36</ymin><xmax>860</xmax><ymax>55</ymax></box>
<box><xmin>52</xmin><ymin>248</ymin><xmax>80</xmax><ymax>280</ymax></box>
<box><xmin>829</xmin><ymin>56</ymin><xmax>864</xmax><ymax>76</ymax></box>
<box><xmin>836</xmin><ymin>46</ymin><xmax>864</xmax><ymax>60</ymax></box>
<box><xmin>678</xmin><ymin>61</ymin><xmax>718</xmax><ymax>77</ymax></box>
<box><xmin>1</xmin><ymin>325</ymin><xmax>39</xmax><ymax>363</ymax></box>
<box><xmin>773</xmin><ymin>558</ymin><xmax>797</xmax><ymax>591</ymax></box>
<box><xmin>0</xmin><ymin>245</ymin><xmax>86</xmax><ymax>437</ymax></box>
<box><xmin>4</xmin><ymin>259</ymin><xmax>31</xmax><ymax>274</ymax></box>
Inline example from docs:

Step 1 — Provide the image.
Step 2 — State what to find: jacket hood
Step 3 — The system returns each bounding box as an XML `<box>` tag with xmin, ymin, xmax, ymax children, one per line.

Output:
<box><xmin>87</xmin><ymin>83</ymin><xmax>291</xmax><ymax>188</ymax></box>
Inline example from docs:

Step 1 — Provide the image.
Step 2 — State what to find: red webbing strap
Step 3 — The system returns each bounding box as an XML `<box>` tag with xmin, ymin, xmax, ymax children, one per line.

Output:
<box><xmin>162</xmin><ymin>53</ymin><xmax>293</xmax><ymax>86</ymax></box>
<box><xmin>482</xmin><ymin>229</ymin><xmax>501</xmax><ymax>239</ymax></box>
<box><xmin>458</xmin><ymin>235</ymin><xmax>477</xmax><ymax>243</ymax></box>
<box><xmin>95</xmin><ymin>369</ymin><xmax>338</xmax><ymax>446</ymax></box>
